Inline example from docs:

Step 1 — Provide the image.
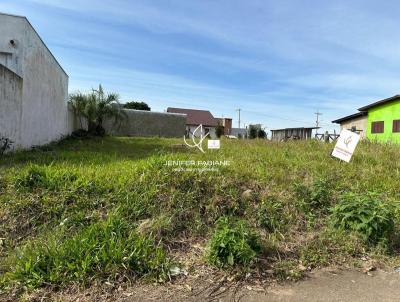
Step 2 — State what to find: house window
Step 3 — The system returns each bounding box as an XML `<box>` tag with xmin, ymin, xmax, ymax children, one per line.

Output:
<box><xmin>393</xmin><ymin>120</ymin><xmax>400</xmax><ymax>133</ymax></box>
<box><xmin>371</xmin><ymin>121</ymin><xmax>384</xmax><ymax>134</ymax></box>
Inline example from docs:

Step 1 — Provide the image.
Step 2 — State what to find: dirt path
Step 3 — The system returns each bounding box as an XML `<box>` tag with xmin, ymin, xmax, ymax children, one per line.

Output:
<box><xmin>21</xmin><ymin>268</ymin><xmax>400</xmax><ymax>301</ymax></box>
<box><xmin>240</xmin><ymin>269</ymin><xmax>400</xmax><ymax>302</ymax></box>
<box><xmin>123</xmin><ymin>269</ymin><xmax>400</xmax><ymax>302</ymax></box>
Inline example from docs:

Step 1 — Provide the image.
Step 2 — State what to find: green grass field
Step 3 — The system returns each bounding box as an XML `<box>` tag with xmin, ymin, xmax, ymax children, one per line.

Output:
<box><xmin>1</xmin><ymin>136</ymin><xmax>400</xmax><ymax>297</ymax></box>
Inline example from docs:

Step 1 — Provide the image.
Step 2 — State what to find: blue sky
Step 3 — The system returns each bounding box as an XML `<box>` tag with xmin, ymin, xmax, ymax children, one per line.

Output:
<box><xmin>2</xmin><ymin>0</ymin><xmax>400</xmax><ymax>132</ymax></box>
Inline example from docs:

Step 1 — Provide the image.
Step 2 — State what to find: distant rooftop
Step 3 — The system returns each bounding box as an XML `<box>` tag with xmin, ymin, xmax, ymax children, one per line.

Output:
<box><xmin>271</xmin><ymin>127</ymin><xmax>319</xmax><ymax>131</ymax></box>
<box><xmin>166</xmin><ymin>107</ymin><xmax>218</xmax><ymax>127</ymax></box>
<box><xmin>332</xmin><ymin>112</ymin><xmax>367</xmax><ymax>124</ymax></box>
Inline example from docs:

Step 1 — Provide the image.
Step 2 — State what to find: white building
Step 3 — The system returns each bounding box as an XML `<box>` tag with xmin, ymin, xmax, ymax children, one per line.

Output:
<box><xmin>0</xmin><ymin>12</ymin><xmax>72</xmax><ymax>149</ymax></box>
<box><xmin>332</xmin><ymin>112</ymin><xmax>368</xmax><ymax>139</ymax></box>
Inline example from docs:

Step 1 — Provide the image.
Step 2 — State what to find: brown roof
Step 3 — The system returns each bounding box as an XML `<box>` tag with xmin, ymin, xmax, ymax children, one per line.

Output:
<box><xmin>358</xmin><ymin>95</ymin><xmax>400</xmax><ymax>111</ymax></box>
<box><xmin>167</xmin><ymin>107</ymin><xmax>218</xmax><ymax>127</ymax></box>
<box><xmin>271</xmin><ymin>127</ymin><xmax>320</xmax><ymax>131</ymax></box>
<box><xmin>332</xmin><ymin>112</ymin><xmax>367</xmax><ymax>124</ymax></box>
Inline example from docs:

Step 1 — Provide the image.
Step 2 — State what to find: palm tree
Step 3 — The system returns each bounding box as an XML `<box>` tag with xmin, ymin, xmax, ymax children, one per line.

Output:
<box><xmin>68</xmin><ymin>92</ymin><xmax>87</xmax><ymax>129</ymax></box>
<box><xmin>69</xmin><ymin>85</ymin><xmax>125</xmax><ymax>136</ymax></box>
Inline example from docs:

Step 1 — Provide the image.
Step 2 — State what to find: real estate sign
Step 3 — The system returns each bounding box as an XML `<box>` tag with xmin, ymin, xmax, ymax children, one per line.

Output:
<box><xmin>332</xmin><ymin>129</ymin><xmax>360</xmax><ymax>163</ymax></box>
<box><xmin>208</xmin><ymin>140</ymin><xmax>220</xmax><ymax>149</ymax></box>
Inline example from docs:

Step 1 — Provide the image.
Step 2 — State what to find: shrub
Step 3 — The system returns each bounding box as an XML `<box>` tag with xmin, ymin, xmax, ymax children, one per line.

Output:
<box><xmin>257</xmin><ymin>129</ymin><xmax>266</xmax><ymax>139</ymax></box>
<box><xmin>330</xmin><ymin>193</ymin><xmax>395</xmax><ymax>245</ymax></box>
<box><xmin>207</xmin><ymin>217</ymin><xmax>261</xmax><ymax>268</ymax></box>
<box><xmin>249</xmin><ymin>126</ymin><xmax>257</xmax><ymax>139</ymax></box>
<box><xmin>0</xmin><ymin>136</ymin><xmax>13</xmax><ymax>155</ymax></box>
<box><xmin>3</xmin><ymin>217</ymin><xmax>170</xmax><ymax>288</ymax></box>
<box><xmin>215</xmin><ymin>125</ymin><xmax>224</xmax><ymax>138</ymax></box>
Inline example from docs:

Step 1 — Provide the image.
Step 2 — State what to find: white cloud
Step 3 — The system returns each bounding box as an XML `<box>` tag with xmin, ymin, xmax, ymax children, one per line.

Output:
<box><xmin>3</xmin><ymin>0</ymin><xmax>400</xmax><ymax>134</ymax></box>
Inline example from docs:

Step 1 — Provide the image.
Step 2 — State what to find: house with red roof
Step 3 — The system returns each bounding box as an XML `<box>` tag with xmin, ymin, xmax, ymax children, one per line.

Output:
<box><xmin>166</xmin><ymin>107</ymin><xmax>219</xmax><ymax>138</ymax></box>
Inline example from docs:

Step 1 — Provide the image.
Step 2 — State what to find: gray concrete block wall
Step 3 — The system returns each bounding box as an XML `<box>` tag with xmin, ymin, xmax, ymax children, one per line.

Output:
<box><xmin>103</xmin><ymin>109</ymin><xmax>186</xmax><ymax>138</ymax></box>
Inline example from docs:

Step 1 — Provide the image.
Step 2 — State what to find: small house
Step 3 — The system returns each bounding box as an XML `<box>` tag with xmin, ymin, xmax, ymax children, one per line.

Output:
<box><xmin>231</xmin><ymin>127</ymin><xmax>247</xmax><ymax>138</ymax></box>
<box><xmin>216</xmin><ymin>117</ymin><xmax>232</xmax><ymax>135</ymax></box>
<box><xmin>271</xmin><ymin>127</ymin><xmax>318</xmax><ymax>141</ymax></box>
<box><xmin>166</xmin><ymin>107</ymin><xmax>218</xmax><ymax>138</ymax></box>
<box><xmin>332</xmin><ymin>112</ymin><xmax>368</xmax><ymax>138</ymax></box>
<box><xmin>358</xmin><ymin>95</ymin><xmax>400</xmax><ymax>143</ymax></box>
<box><xmin>332</xmin><ymin>94</ymin><xmax>400</xmax><ymax>143</ymax></box>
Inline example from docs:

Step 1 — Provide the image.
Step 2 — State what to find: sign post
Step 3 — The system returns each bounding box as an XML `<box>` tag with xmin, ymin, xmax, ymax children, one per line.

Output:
<box><xmin>331</xmin><ymin>129</ymin><xmax>360</xmax><ymax>163</ymax></box>
<box><xmin>208</xmin><ymin>140</ymin><xmax>220</xmax><ymax>150</ymax></box>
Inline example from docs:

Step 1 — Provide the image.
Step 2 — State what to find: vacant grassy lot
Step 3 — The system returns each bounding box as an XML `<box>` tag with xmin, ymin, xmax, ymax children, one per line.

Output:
<box><xmin>1</xmin><ymin>137</ymin><xmax>400</xmax><ymax>299</ymax></box>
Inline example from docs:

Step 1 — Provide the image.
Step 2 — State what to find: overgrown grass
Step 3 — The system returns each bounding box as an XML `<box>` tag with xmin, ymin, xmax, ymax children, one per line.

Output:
<box><xmin>4</xmin><ymin>216</ymin><xmax>169</xmax><ymax>289</ymax></box>
<box><xmin>1</xmin><ymin>137</ymin><xmax>400</xmax><ymax>295</ymax></box>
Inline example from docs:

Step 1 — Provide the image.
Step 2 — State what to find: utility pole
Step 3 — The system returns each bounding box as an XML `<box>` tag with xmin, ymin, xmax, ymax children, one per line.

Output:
<box><xmin>236</xmin><ymin>108</ymin><xmax>241</xmax><ymax>129</ymax></box>
<box><xmin>315</xmin><ymin>110</ymin><xmax>322</xmax><ymax>133</ymax></box>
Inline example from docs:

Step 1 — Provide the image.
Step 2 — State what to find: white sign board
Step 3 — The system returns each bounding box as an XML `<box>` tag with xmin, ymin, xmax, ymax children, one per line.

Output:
<box><xmin>331</xmin><ymin>129</ymin><xmax>360</xmax><ymax>162</ymax></box>
<box><xmin>208</xmin><ymin>140</ymin><xmax>220</xmax><ymax>149</ymax></box>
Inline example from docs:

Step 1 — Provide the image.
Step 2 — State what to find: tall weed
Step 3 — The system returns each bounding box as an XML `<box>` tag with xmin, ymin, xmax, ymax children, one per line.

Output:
<box><xmin>330</xmin><ymin>193</ymin><xmax>396</xmax><ymax>246</ymax></box>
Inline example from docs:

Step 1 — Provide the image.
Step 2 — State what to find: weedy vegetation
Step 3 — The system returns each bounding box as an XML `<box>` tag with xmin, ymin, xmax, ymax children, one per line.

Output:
<box><xmin>0</xmin><ymin>136</ymin><xmax>13</xmax><ymax>156</ymax></box>
<box><xmin>331</xmin><ymin>193</ymin><xmax>396</xmax><ymax>246</ymax></box>
<box><xmin>1</xmin><ymin>137</ymin><xmax>400</xmax><ymax>297</ymax></box>
<box><xmin>207</xmin><ymin>217</ymin><xmax>261</xmax><ymax>268</ymax></box>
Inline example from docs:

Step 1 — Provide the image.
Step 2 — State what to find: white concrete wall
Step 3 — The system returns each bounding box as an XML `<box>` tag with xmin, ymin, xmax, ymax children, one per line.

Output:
<box><xmin>340</xmin><ymin>116</ymin><xmax>368</xmax><ymax>139</ymax></box>
<box><xmin>0</xmin><ymin>65</ymin><xmax>23</xmax><ymax>145</ymax></box>
<box><xmin>0</xmin><ymin>13</ymin><xmax>71</xmax><ymax>149</ymax></box>
<box><xmin>187</xmin><ymin>125</ymin><xmax>217</xmax><ymax>139</ymax></box>
<box><xmin>231</xmin><ymin>128</ymin><xmax>247</xmax><ymax>138</ymax></box>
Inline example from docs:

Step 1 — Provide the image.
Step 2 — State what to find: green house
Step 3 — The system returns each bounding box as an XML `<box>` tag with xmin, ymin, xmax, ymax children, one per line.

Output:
<box><xmin>332</xmin><ymin>95</ymin><xmax>400</xmax><ymax>143</ymax></box>
<box><xmin>358</xmin><ymin>95</ymin><xmax>400</xmax><ymax>143</ymax></box>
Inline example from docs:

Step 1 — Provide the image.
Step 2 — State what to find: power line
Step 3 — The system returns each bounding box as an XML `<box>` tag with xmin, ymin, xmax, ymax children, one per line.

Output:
<box><xmin>241</xmin><ymin>109</ymin><xmax>314</xmax><ymax>125</ymax></box>
<box><xmin>237</xmin><ymin>109</ymin><xmax>333</xmax><ymax>128</ymax></box>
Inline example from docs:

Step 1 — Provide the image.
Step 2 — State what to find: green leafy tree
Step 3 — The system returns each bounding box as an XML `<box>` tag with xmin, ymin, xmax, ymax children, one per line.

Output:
<box><xmin>123</xmin><ymin>101</ymin><xmax>151</xmax><ymax>111</ymax></box>
<box><xmin>69</xmin><ymin>85</ymin><xmax>125</xmax><ymax>136</ymax></box>
<box><xmin>249</xmin><ymin>125</ymin><xmax>257</xmax><ymax>139</ymax></box>
<box><xmin>257</xmin><ymin>129</ymin><xmax>266</xmax><ymax>139</ymax></box>
<box><xmin>215</xmin><ymin>125</ymin><xmax>224</xmax><ymax>138</ymax></box>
